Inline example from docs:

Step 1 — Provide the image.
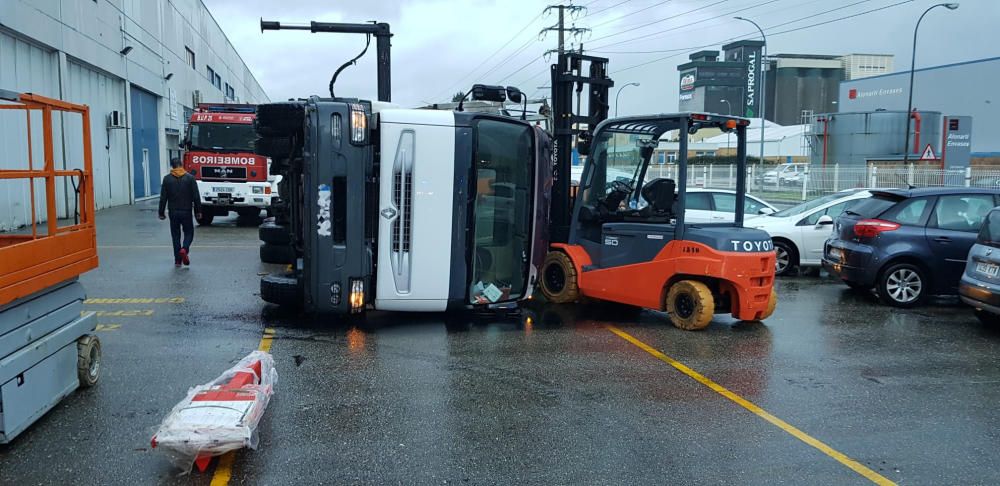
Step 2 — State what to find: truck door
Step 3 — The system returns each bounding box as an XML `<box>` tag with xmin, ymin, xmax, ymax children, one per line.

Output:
<box><xmin>375</xmin><ymin>111</ymin><xmax>457</xmax><ymax>311</ymax></box>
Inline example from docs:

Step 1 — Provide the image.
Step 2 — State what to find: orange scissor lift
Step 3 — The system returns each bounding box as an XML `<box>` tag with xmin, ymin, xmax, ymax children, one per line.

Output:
<box><xmin>0</xmin><ymin>90</ymin><xmax>101</xmax><ymax>444</ymax></box>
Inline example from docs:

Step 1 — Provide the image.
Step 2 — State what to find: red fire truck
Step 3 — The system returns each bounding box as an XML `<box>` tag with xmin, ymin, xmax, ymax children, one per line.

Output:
<box><xmin>182</xmin><ymin>104</ymin><xmax>279</xmax><ymax>225</ymax></box>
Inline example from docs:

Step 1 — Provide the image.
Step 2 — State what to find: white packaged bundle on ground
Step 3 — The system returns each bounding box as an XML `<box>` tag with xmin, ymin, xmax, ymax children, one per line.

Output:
<box><xmin>151</xmin><ymin>350</ymin><xmax>277</xmax><ymax>473</ymax></box>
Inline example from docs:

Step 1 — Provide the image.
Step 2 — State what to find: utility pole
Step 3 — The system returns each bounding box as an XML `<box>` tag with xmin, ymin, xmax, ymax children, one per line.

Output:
<box><xmin>540</xmin><ymin>4</ymin><xmax>589</xmax><ymax>57</ymax></box>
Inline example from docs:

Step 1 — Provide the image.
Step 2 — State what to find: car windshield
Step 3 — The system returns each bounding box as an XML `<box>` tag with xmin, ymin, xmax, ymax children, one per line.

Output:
<box><xmin>189</xmin><ymin>122</ymin><xmax>256</xmax><ymax>152</ymax></box>
<box><xmin>846</xmin><ymin>194</ymin><xmax>901</xmax><ymax>218</ymax></box>
<box><xmin>770</xmin><ymin>191</ymin><xmax>858</xmax><ymax>217</ymax></box>
<box><xmin>469</xmin><ymin>119</ymin><xmax>534</xmax><ymax>305</ymax></box>
<box><xmin>977</xmin><ymin>210</ymin><xmax>1000</xmax><ymax>248</ymax></box>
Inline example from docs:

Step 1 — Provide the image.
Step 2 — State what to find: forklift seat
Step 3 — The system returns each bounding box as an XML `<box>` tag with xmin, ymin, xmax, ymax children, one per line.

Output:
<box><xmin>640</xmin><ymin>178</ymin><xmax>675</xmax><ymax>215</ymax></box>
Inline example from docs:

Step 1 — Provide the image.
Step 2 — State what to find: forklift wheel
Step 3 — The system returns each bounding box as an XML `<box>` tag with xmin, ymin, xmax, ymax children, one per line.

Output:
<box><xmin>539</xmin><ymin>251</ymin><xmax>579</xmax><ymax>304</ymax></box>
<box><xmin>665</xmin><ymin>280</ymin><xmax>714</xmax><ymax>331</ymax></box>
<box><xmin>77</xmin><ymin>335</ymin><xmax>101</xmax><ymax>387</ymax></box>
<box><xmin>760</xmin><ymin>288</ymin><xmax>778</xmax><ymax>320</ymax></box>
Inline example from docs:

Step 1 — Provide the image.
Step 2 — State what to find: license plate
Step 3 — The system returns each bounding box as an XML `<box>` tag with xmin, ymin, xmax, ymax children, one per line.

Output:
<box><xmin>828</xmin><ymin>247</ymin><xmax>842</xmax><ymax>259</ymax></box>
<box><xmin>976</xmin><ymin>262</ymin><xmax>999</xmax><ymax>277</ymax></box>
<box><xmin>212</xmin><ymin>187</ymin><xmax>235</xmax><ymax>193</ymax></box>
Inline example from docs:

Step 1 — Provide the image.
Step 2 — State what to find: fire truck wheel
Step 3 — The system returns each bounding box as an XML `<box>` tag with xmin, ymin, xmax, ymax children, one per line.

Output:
<box><xmin>255</xmin><ymin>135</ymin><xmax>295</xmax><ymax>158</ymax></box>
<box><xmin>260</xmin><ymin>244</ymin><xmax>296</xmax><ymax>264</ymax></box>
<box><xmin>77</xmin><ymin>335</ymin><xmax>101</xmax><ymax>387</ymax></box>
<box><xmin>666</xmin><ymin>280</ymin><xmax>714</xmax><ymax>331</ymax></box>
<box><xmin>196</xmin><ymin>213</ymin><xmax>215</xmax><ymax>226</ymax></box>
<box><xmin>539</xmin><ymin>251</ymin><xmax>579</xmax><ymax>304</ymax></box>
<box><xmin>759</xmin><ymin>288</ymin><xmax>778</xmax><ymax>320</ymax></box>
<box><xmin>259</xmin><ymin>222</ymin><xmax>291</xmax><ymax>245</ymax></box>
<box><xmin>256</xmin><ymin>103</ymin><xmax>305</xmax><ymax>137</ymax></box>
<box><xmin>261</xmin><ymin>274</ymin><xmax>301</xmax><ymax>307</ymax></box>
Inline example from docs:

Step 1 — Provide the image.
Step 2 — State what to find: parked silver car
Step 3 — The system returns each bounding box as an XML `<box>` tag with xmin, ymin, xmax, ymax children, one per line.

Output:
<box><xmin>959</xmin><ymin>207</ymin><xmax>1000</xmax><ymax>324</ymax></box>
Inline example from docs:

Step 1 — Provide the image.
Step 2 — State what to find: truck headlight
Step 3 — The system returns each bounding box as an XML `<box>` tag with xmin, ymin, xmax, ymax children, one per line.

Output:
<box><xmin>252</xmin><ymin>186</ymin><xmax>264</xmax><ymax>194</ymax></box>
<box><xmin>349</xmin><ymin>279</ymin><xmax>364</xmax><ymax>313</ymax></box>
<box><xmin>349</xmin><ymin>104</ymin><xmax>367</xmax><ymax>144</ymax></box>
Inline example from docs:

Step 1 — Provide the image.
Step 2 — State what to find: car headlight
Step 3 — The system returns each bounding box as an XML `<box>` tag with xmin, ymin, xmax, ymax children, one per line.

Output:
<box><xmin>252</xmin><ymin>186</ymin><xmax>264</xmax><ymax>194</ymax></box>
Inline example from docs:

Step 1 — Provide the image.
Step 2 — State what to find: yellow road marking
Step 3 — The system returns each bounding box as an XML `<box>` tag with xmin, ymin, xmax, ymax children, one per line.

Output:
<box><xmin>210</xmin><ymin>327</ymin><xmax>277</xmax><ymax>485</ymax></box>
<box><xmin>94</xmin><ymin>324</ymin><xmax>121</xmax><ymax>332</ymax></box>
<box><xmin>89</xmin><ymin>309</ymin><xmax>154</xmax><ymax>317</ymax></box>
<box><xmin>85</xmin><ymin>297</ymin><xmax>184</xmax><ymax>304</ymax></box>
<box><xmin>607</xmin><ymin>325</ymin><xmax>896</xmax><ymax>486</ymax></box>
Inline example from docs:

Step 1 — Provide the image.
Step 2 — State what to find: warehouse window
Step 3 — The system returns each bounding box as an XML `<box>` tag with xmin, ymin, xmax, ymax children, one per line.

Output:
<box><xmin>207</xmin><ymin>66</ymin><xmax>221</xmax><ymax>90</ymax></box>
<box><xmin>185</xmin><ymin>47</ymin><xmax>195</xmax><ymax>69</ymax></box>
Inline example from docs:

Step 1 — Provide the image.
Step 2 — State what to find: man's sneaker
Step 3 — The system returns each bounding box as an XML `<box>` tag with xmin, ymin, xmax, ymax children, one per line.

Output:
<box><xmin>180</xmin><ymin>248</ymin><xmax>190</xmax><ymax>266</ymax></box>
<box><xmin>175</xmin><ymin>261</ymin><xmax>182</xmax><ymax>268</ymax></box>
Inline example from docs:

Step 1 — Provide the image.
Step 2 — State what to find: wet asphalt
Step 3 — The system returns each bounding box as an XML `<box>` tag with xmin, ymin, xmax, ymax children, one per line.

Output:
<box><xmin>2</xmin><ymin>200</ymin><xmax>1000</xmax><ymax>485</ymax></box>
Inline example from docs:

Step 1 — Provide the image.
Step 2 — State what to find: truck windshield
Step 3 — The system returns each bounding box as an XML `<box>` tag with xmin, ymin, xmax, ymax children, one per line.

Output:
<box><xmin>469</xmin><ymin>119</ymin><xmax>534</xmax><ymax>305</ymax></box>
<box><xmin>189</xmin><ymin>122</ymin><xmax>256</xmax><ymax>152</ymax></box>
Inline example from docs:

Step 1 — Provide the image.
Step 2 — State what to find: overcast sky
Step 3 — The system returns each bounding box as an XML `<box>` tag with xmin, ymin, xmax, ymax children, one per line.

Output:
<box><xmin>204</xmin><ymin>0</ymin><xmax>998</xmax><ymax>115</ymax></box>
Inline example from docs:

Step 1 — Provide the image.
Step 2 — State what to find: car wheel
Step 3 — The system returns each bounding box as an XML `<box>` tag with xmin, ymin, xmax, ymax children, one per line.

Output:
<box><xmin>196</xmin><ymin>213</ymin><xmax>215</xmax><ymax>226</ymax></box>
<box><xmin>974</xmin><ymin>309</ymin><xmax>1000</xmax><ymax>326</ymax></box>
<box><xmin>665</xmin><ymin>280</ymin><xmax>714</xmax><ymax>330</ymax></box>
<box><xmin>539</xmin><ymin>251</ymin><xmax>579</xmax><ymax>304</ymax></box>
<box><xmin>877</xmin><ymin>263</ymin><xmax>926</xmax><ymax>308</ymax></box>
<box><xmin>773</xmin><ymin>240</ymin><xmax>797</xmax><ymax>276</ymax></box>
<box><xmin>261</xmin><ymin>274</ymin><xmax>301</xmax><ymax>307</ymax></box>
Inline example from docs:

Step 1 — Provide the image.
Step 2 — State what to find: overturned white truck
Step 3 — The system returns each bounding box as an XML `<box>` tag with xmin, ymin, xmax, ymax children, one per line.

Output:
<box><xmin>255</xmin><ymin>92</ymin><xmax>552</xmax><ymax>314</ymax></box>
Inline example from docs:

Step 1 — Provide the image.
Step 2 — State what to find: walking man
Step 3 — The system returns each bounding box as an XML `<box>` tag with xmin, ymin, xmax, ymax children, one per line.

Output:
<box><xmin>159</xmin><ymin>158</ymin><xmax>203</xmax><ymax>267</ymax></box>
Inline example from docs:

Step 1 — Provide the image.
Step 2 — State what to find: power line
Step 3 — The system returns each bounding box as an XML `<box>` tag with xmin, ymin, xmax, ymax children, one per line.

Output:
<box><xmin>582</xmin><ymin>0</ymin><xmax>637</xmax><ymax>19</ymax></box>
<box><xmin>587</xmin><ymin>0</ymin><xmax>730</xmax><ymax>43</ymax></box>
<box><xmin>613</xmin><ymin>0</ymin><xmax>914</xmax><ymax>73</ymax></box>
<box><xmin>588</xmin><ymin>0</ymin><xmax>784</xmax><ymax>51</ymax></box>
<box><xmin>430</xmin><ymin>12</ymin><xmax>544</xmax><ymax>101</ymax></box>
<box><xmin>588</xmin><ymin>0</ymin><xmax>675</xmax><ymax>29</ymax></box>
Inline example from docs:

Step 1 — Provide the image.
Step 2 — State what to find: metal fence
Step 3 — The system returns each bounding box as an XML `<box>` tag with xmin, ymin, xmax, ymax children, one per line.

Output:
<box><xmin>647</xmin><ymin>162</ymin><xmax>1000</xmax><ymax>206</ymax></box>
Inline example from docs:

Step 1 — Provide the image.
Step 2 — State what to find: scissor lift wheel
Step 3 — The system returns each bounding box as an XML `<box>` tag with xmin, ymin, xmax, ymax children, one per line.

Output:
<box><xmin>77</xmin><ymin>335</ymin><xmax>101</xmax><ymax>387</ymax></box>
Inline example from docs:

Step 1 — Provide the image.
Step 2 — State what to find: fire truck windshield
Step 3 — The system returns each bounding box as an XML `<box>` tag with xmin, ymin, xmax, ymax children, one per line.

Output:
<box><xmin>189</xmin><ymin>122</ymin><xmax>256</xmax><ymax>152</ymax></box>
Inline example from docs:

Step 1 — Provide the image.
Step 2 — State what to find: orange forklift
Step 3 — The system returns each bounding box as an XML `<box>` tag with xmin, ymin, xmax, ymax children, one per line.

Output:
<box><xmin>0</xmin><ymin>90</ymin><xmax>101</xmax><ymax>443</ymax></box>
<box><xmin>539</xmin><ymin>54</ymin><xmax>776</xmax><ymax>330</ymax></box>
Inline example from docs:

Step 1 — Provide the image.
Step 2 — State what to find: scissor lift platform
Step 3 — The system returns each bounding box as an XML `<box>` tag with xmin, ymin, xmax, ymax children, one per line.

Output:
<box><xmin>0</xmin><ymin>90</ymin><xmax>100</xmax><ymax>443</ymax></box>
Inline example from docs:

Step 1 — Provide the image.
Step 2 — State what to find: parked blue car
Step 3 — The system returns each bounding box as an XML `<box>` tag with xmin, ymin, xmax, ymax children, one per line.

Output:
<box><xmin>823</xmin><ymin>187</ymin><xmax>1000</xmax><ymax>307</ymax></box>
<box><xmin>959</xmin><ymin>207</ymin><xmax>1000</xmax><ymax>324</ymax></box>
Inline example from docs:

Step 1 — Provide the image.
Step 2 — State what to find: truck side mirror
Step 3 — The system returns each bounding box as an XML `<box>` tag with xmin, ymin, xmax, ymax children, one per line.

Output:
<box><xmin>505</xmin><ymin>87</ymin><xmax>523</xmax><ymax>104</ymax></box>
<box><xmin>471</xmin><ymin>84</ymin><xmax>507</xmax><ymax>103</ymax></box>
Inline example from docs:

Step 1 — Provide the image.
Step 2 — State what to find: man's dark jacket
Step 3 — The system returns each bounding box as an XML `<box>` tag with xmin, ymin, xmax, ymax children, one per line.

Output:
<box><xmin>159</xmin><ymin>170</ymin><xmax>203</xmax><ymax>216</ymax></box>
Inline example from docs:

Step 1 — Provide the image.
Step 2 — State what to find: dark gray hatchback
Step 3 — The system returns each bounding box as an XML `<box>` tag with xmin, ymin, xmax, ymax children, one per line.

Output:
<box><xmin>959</xmin><ymin>208</ymin><xmax>1000</xmax><ymax>324</ymax></box>
<box><xmin>823</xmin><ymin>187</ymin><xmax>1000</xmax><ymax>307</ymax></box>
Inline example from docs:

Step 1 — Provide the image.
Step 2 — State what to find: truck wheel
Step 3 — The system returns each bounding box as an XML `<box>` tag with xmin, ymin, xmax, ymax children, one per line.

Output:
<box><xmin>539</xmin><ymin>251</ymin><xmax>579</xmax><ymax>304</ymax></box>
<box><xmin>77</xmin><ymin>335</ymin><xmax>101</xmax><ymax>387</ymax></box>
<box><xmin>759</xmin><ymin>288</ymin><xmax>778</xmax><ymax>320</ymax></box>
<box><xmin>196</xmin><ymin>213</ymin><xmax>215</xmax><ymax>226</ymax></box>
<box><xmin>665</xmin><ymin>280</ymin><xmax>715</xmax><ymax>330</ymax></box>
<box><xmin>256</xmin><ymin>103</ymin><xmax>305</xmax><ymax>137</ymax></box>
<box><xmin>259</xmin><ymin>221</ymin><xmax>290</xmax><ymax>245</ymax></box>
<box><xmin>255</xmin><ymin>136</ymin><xmax>295</xmax><ymax>158</ymax></box>
<box><xmin>260</xmin><ymin>244</ymin><xmax>296</xmax><ymax>264</ymax></box>
<box><xmin>261</xmin><ymin>274</ymin><xmax>301</xmax><ymax>307</ymax></box>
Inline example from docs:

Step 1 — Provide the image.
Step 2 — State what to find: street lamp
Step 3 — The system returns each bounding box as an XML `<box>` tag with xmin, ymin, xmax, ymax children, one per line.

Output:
<box><xmin>903</xmin><ymin>2</ymin><xmax>959</xmax><ymax>163</ymax></box>
<box><xmin>735</xmin><ymin>16</ymin><xmax>767</xmax><ymax>165</ymax></box>
<box><xmin>615</xmin><ymin>82</ymin><xmax>640</xmax><ymax>117</ymax></box>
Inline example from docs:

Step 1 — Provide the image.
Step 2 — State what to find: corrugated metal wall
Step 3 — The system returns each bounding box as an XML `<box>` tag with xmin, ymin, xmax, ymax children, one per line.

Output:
<box><xmin>63</xmin><ymin>61</ymin><xmax>130</xmax><ymax>210</ymax></box>
<box><xmin>0</xmin><ymin>31</ymin><xmax>60</xmax><ymax>231</ymax></box>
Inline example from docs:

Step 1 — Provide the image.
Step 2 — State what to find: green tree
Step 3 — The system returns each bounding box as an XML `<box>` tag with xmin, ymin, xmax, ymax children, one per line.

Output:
<box><xmin>451</xmin><ymin>91</ymin><xmax>466</xmax><ymax>102</ymax></box>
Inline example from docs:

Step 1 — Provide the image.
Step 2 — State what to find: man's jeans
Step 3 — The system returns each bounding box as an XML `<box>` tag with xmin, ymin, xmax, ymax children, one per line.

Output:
<box><xmin>168</xmin><ymin>210</ymin><xmax>194</xmax><ymax>263</ymax></box>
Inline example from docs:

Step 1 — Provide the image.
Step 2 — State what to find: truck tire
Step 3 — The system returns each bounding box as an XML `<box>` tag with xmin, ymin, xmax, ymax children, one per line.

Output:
<box><xmin>260</xmin><ymin>243</ymin><xmax>295</xmax><ymax>264</ymax></box>
<box><xmin>196</xmin><ymin>213</ymin><xmax>215</xmax><ymax>226</ymax></box>
<box><xmin>77</xmin><ymin>335</ymin><xmax>101</xmax><ymax>387</ymax></box>
<box><xmin>665</xmin><ymin>280</ymin><xmax>715</xmax><ymax>330</ymax></box>
<box><xmin>261</xmin><ymin>274</ymin><xmax>301</xmax><ymax>307</ymax></box>
<box><xmin>256</xmin><ymin>102</ymin><xmax>305</xmax><ymax>137</ymax></box>
<box><xmin>259</xmin><ymin>221</ymin><xmax>291</xmax><ymax>245</ymax></box>
<box><xmin>255</xmin><ymin>135</ymin><xmax>295</xmax><ymax>158</ymax></box>
<box><xmin>539</xmin><ymin>251</ymin><xmax>579</xmax><ymax>304</ymax></box>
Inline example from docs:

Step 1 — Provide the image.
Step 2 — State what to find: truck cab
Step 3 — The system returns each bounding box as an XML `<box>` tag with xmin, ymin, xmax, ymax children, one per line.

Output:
<box><xmin>182</xmin><ymin>104</ymin><xmax>279</xmax><ymax>225</ymax></box>
<box><xmin>256</xmin><ymin>97</ymin><xmax>551</xmax><ymax>314</ymax></box>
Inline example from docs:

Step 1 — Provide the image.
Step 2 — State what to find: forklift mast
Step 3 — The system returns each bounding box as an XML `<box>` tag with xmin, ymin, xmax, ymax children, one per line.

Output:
<box><xmin>549</xmin><ymin>52</ymin><xmax>613</xmax><ymax>243</ymax></box>
<box><xmin>261</xmin><ymin>20</ymin><xmax>392</xmax><ymax>102</ymax></box>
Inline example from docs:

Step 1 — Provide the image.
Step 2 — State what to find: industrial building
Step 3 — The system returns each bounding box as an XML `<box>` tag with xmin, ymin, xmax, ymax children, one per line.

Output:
<box><xmin>0</xmin><ymin>0</ymin><xmax>268</xmax><ymax>230</ymax></box>
<box><xmin>834</xmin><ymin>56</ymin><xmax>999</xmax><ymax>165</ymax></box>
<box><xmin>678</xmin><ymin>45</ymin><xmax>893</xmax><ymax>126</ymax></box>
